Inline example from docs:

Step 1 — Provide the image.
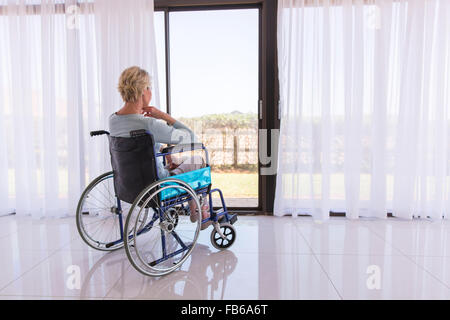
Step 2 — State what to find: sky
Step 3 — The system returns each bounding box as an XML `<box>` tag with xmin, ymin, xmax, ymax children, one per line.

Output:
<box><xmin>153</xmin><ymin>9</ymin><xmax>259</xmax><ymax>118</ymax></box>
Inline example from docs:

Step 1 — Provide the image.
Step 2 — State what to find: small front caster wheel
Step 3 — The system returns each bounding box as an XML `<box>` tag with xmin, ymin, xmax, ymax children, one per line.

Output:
<box><xmin>210</xmin><ymin>223</ymin><xmax>236</xmax><ymax>250</ymax></box>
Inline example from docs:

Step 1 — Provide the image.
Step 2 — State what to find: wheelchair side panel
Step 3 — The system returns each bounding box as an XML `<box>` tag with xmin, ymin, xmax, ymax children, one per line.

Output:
<box><xmin>160</xmin><ymin>167</ymin><xmax>211</xmax><ymax>201</ymax></box>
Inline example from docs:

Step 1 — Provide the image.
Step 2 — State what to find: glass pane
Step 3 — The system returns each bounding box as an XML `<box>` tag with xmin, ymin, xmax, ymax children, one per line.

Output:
<box><xmin>154</xmin><ymin>11</ymin><xmax>167</xmax><ymax>111</ymax></box>
<box><xmin>169</xmin><ymin>9</ymin><xmax>259</xmax><ymax>208</ymax></box>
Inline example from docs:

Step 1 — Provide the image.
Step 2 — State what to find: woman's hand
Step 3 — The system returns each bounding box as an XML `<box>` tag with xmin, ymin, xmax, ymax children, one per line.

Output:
<box><xmin>142</xmin><ymin>106</ymin><xmax>176</xmax><ymax>125</ymax></box>
<box><xmin>165</xmin><ymin>154</ymin><xmax>180</xmax><ymax>170</ymax></box>
<box><xmin>142</xmin><ymin>106</ymin><xmax>164</xmax><ymax>119</ymax></box>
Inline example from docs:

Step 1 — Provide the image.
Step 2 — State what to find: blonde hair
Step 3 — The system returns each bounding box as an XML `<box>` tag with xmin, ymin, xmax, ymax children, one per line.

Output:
<box><xmin>117</xmin><ymin>66</ymin><xmax>150</xmax><ymax>103</ymax></box>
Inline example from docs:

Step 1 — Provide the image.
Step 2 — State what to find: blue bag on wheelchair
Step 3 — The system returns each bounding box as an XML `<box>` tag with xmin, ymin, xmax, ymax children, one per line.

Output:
<box><xmin>160</xmin><ymin>166</ymin><xmax>211</xmax><ymax>201</ymax></box>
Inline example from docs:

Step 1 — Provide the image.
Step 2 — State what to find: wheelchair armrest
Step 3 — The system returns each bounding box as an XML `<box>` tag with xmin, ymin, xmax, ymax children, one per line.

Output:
<box><xmin>161</xmin><ymin>143</ymin><xmax>204</xmax><ymax>154</ymax></box>
<box><xmin>90</xmin><ymin>130</ymin><xmax>110</xmax><ymax>137</ymax></box>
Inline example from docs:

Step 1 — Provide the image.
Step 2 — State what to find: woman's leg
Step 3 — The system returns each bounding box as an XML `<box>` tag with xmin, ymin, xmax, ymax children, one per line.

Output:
<box><xmin>169</xmin><ymin>155</ymin><xmax>211</xmax><ymax>228</ymax></box>
<box><xmin>170</xmin><ymin>155</ymin><xmax>205</xmax><ymax>176</ymax></box>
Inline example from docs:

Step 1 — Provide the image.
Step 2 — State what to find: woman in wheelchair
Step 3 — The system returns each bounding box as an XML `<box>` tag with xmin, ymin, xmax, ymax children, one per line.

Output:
<box><xmin>110</xmin><ymin>66</ymin><xmax>211</xmax><ymax>229</ymax></box>
<box><xmin>76</xmin><ymin>66</ymin><xmax>237</xmax><ymax>277</ymax></box>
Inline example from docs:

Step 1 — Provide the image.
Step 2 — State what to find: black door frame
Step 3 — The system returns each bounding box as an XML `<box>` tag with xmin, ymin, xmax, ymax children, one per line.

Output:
<box><xmin>154</xmin><ymin>0</ymin><xmax>279</xmax><ymax>215</ymax></box>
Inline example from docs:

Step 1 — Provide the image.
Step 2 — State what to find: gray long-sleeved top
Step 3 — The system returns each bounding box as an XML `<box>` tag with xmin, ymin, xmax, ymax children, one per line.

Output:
<box><xmin>108</xmin><ymin>113</ymin><xmax>198</xmax><ymax>178</ymax></box>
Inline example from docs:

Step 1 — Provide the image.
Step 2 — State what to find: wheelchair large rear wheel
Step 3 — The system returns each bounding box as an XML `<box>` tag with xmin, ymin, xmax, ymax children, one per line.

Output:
<box><xmin>124</xmin><ymin>178</ymin><xmax>201</xmax><ymax>277</ymax></box>
<box><xmin>76</xmin><ymin>171</ymin><xmax>137</xmax><ymax>251</ymax></box>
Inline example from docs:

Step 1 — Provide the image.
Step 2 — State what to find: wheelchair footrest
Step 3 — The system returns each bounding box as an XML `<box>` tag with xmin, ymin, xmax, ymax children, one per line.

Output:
<box><xmin>213</xmin><ymin>208</ymin><xmax>237</xmax><ymax>225</ymax></box>
<box><xmin>229</xmin><ymin>214</ymin><xmax>238</xmax><ymax>225</ymax></box>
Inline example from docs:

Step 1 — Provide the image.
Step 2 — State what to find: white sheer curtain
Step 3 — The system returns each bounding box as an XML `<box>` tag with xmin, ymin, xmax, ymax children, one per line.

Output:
<box><xmin>0</xmin><ymin>0</ymin><xmax>159</xmax><ymax>218</ymax></box>
<box><xmin>274</xmin><ymin>0</ymin><xmax>450</xmax><ymax>220</ymax></box>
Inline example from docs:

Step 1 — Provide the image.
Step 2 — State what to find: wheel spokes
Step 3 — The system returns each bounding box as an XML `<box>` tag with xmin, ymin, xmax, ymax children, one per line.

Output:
<box><xmin>124</xmin><ymin>180</ymin><xmax>201</xmax><ymax>276</ymax></box>
<box><xmin>77</xmin><ymin>173</ymin><xmax>128</xmax><ymax>251</ymax></box>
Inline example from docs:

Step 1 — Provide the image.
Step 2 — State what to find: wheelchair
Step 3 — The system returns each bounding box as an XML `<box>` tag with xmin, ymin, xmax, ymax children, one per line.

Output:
<box><xmin>76</xmin><ymin>129</ymin><xmax>238</xmax><ymax>277</ymax></box>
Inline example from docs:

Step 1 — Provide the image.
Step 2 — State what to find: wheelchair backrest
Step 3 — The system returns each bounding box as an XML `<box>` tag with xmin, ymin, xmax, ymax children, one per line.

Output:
<box><xmin>108</xmin><ymin>130</ymin><xmax>159</xmax><ymax>204</ymax></box>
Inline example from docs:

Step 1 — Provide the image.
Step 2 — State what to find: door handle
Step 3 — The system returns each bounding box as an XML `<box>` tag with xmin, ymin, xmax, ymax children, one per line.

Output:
<box><xmin>259</xmin><ymin>100</ymin><xmax>263</xmax><ymax>120</ymax></box>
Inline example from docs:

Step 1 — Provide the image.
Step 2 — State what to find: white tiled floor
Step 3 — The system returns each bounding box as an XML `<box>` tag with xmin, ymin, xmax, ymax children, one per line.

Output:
<box><xmin>0</xmin><ymin>214</ymin><xmax>450</xmax><ymax>300</ymax></box>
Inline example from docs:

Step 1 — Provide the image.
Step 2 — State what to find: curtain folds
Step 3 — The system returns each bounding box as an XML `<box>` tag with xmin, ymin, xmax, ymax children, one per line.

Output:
<box><xmin>275</xmin><ymin>0</ymin><xmax>450</xmax><ymax>220</ymax></box>
<box><xmin>0</xmin><ymin>0</ymin><xmax>159</xmax><ymax>218</ymax></box>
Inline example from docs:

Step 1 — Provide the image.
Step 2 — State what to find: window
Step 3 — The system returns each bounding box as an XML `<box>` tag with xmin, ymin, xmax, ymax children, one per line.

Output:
<box><xmin>164</xmin><ymin>8</ymin><xmax>260</xmax><ymax>208</ymax></box>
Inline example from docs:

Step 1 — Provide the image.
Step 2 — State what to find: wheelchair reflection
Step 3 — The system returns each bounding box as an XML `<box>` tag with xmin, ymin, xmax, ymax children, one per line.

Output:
<box><xmin>80</xmin><ymin>245</ymin><xmax>238</xmax><ymax>299</ymax></box>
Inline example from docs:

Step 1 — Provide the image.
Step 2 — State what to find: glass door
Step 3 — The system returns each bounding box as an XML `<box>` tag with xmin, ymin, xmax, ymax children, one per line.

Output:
<box><xmin>167</xmin><ymin>8</ymin><xmax>260</xmax><ymax>209</ymax></box>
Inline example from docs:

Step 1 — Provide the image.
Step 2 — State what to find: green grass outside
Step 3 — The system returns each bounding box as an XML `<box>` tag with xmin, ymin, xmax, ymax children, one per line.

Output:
<box><xmin>211</xmin><ymin>172</ymin><xmax>258</xmax><ymax>198</ymax></box>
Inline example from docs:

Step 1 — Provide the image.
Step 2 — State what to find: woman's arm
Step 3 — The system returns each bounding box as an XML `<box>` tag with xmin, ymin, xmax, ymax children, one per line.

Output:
<box><xmin>142</xmin><ymin>106</ymin><xmax>176</xmax><ymax>125</ymax></box>
<box><xmin>142</xmin><ymin>106</ymin><xmax>199</xmax><ymax>145</ymax></box>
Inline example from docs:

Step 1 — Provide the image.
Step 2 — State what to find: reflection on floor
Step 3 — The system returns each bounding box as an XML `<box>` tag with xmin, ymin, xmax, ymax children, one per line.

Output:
<box><xmin>0</xmin><ymin>215</ymin><xmax>450</xmax><ymax>300</ymax></box>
